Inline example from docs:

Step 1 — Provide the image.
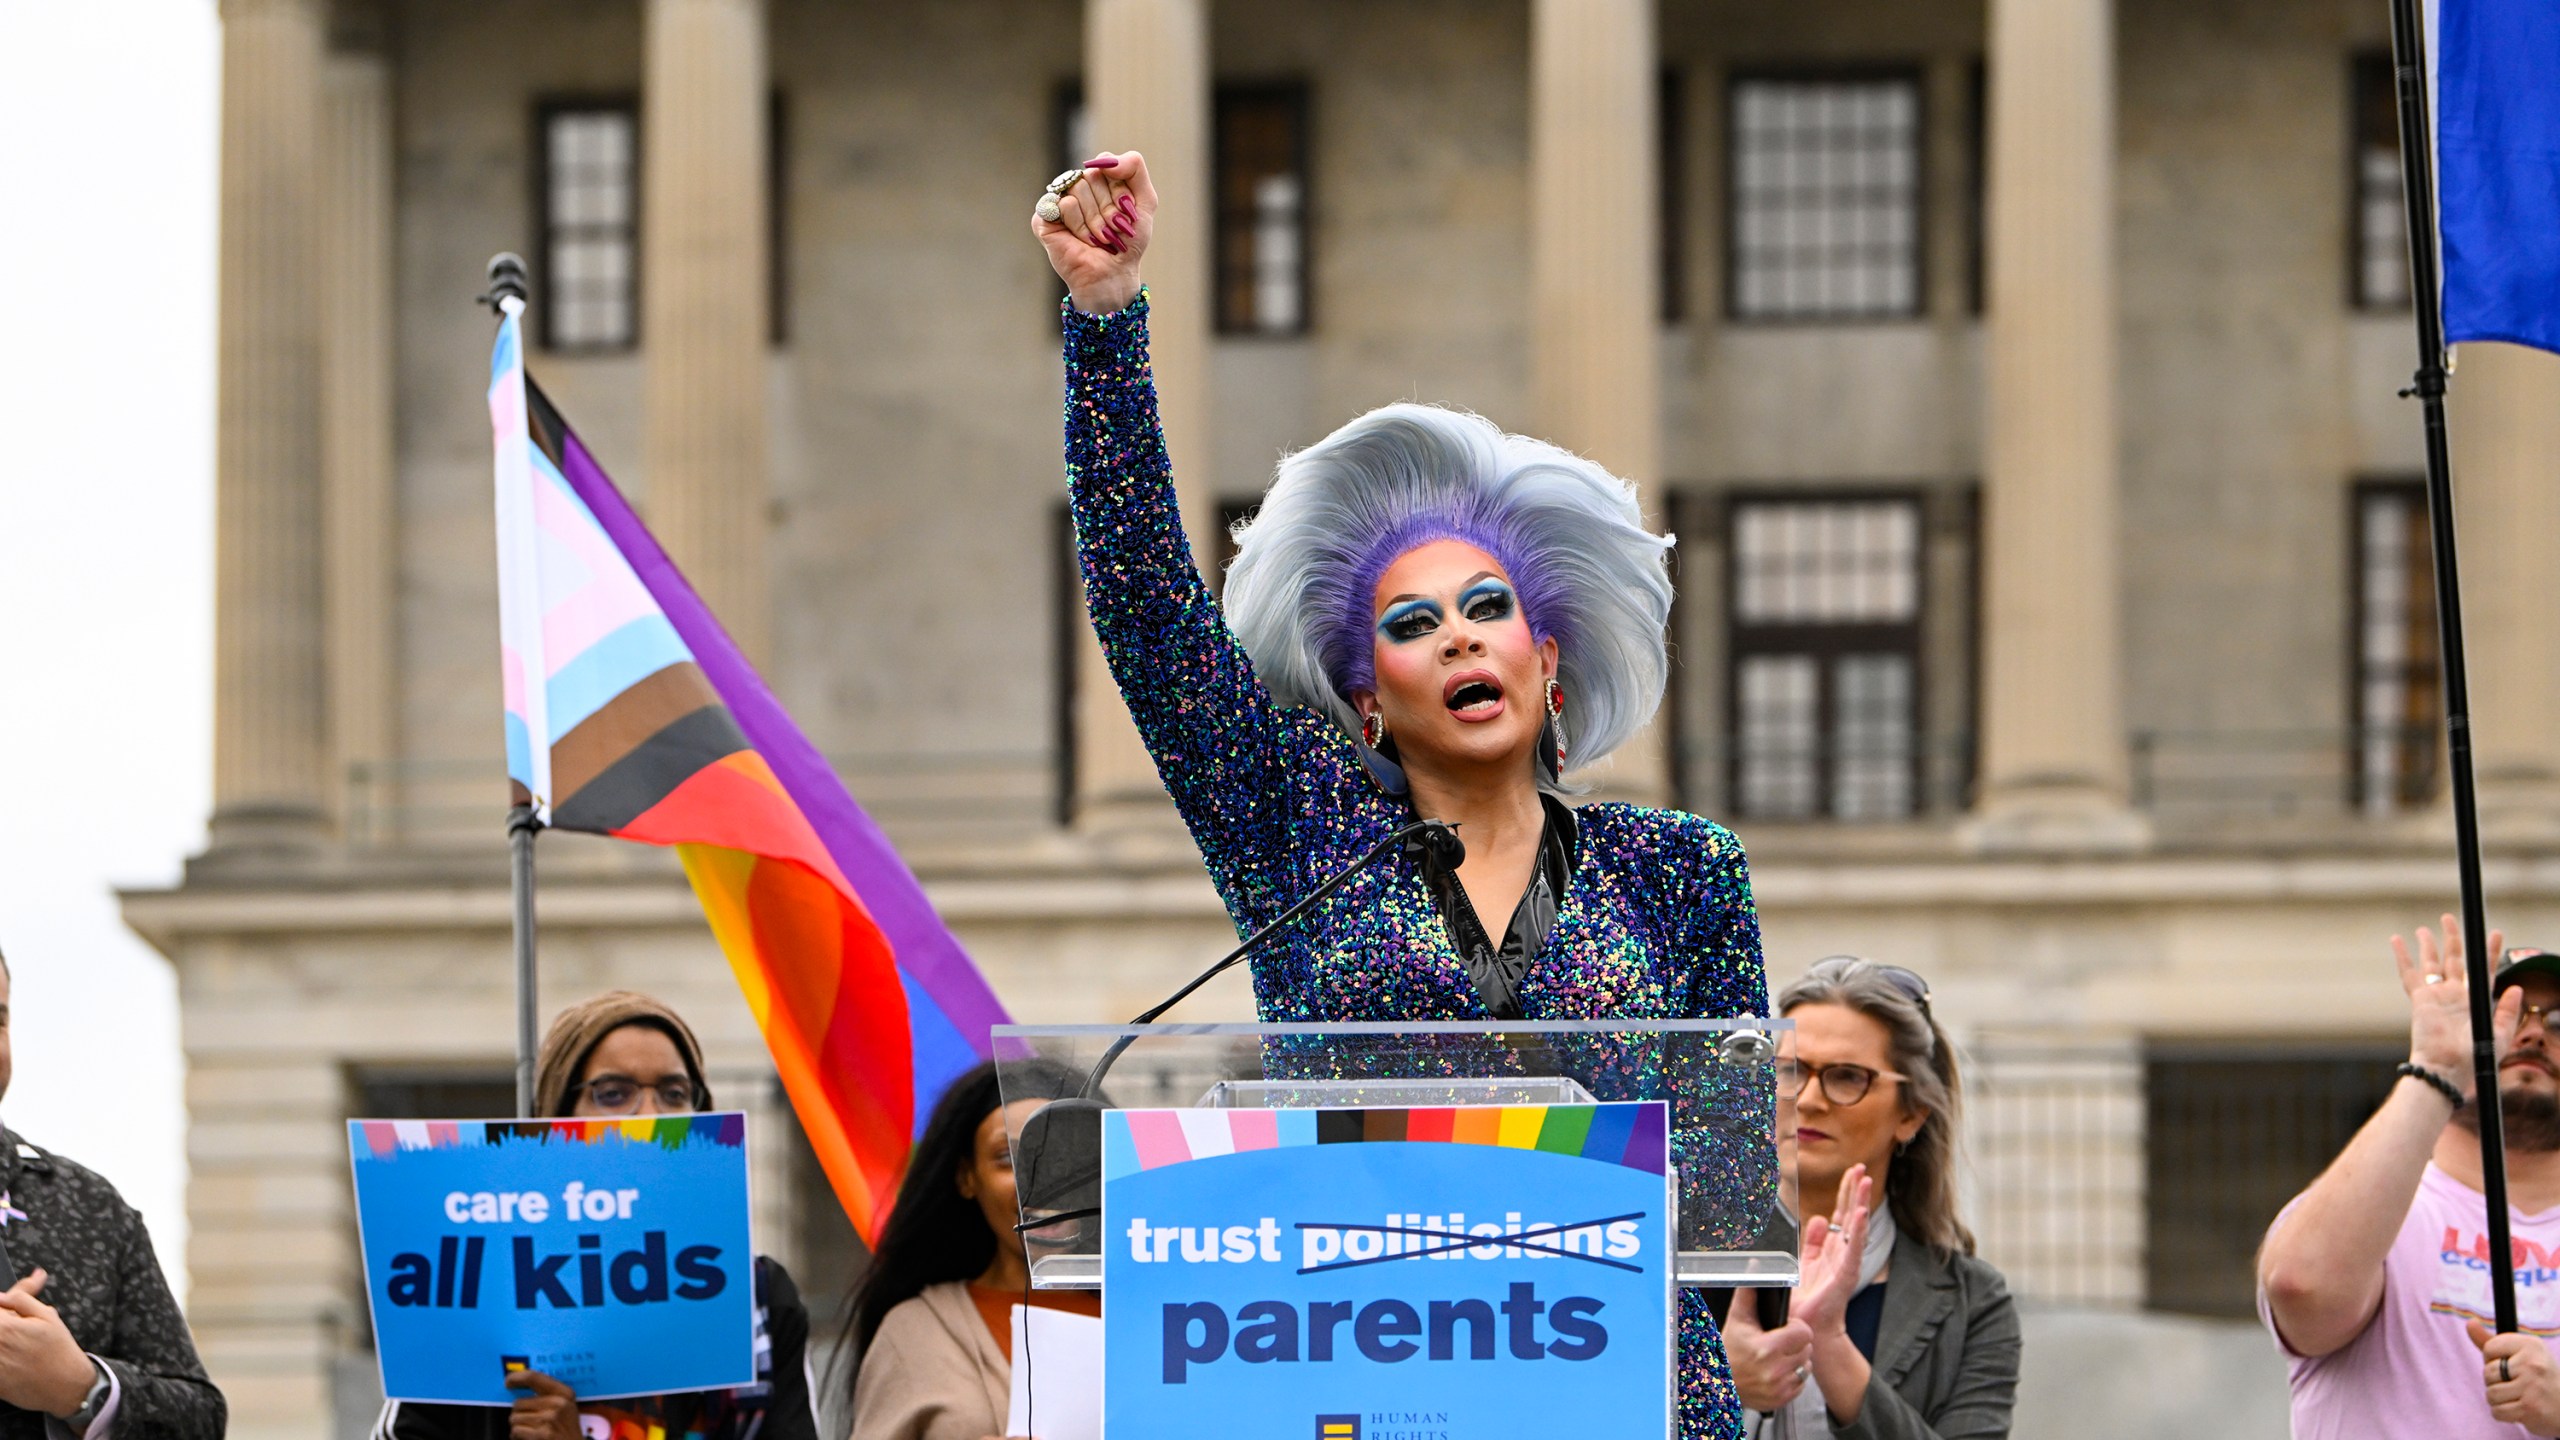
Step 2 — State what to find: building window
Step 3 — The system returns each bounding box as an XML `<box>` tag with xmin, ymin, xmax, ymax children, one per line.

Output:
<box><xmin>2351</xmin><ymin>479</ymin><xmax>2439</xmax><ymax>812</ymax></box>
<box><xmin>769</xmin><ymin>90</ymin><xmax>790</xmax><ymax>346</ymax></box>
<box><xmin>1726</xmin><ymin>71</ymin><xmax>1925</xmax><ymax>321</ymax></box>
<box><xmin>536</xmin><ymin>100</ymin><xmax>640</xmax><ymax>351</ymax></box>
<box><xmin>2352</xmin><ymin>53</ymin><xmax>2412</xmax><ymax>310</ymax></box>
<box><xmin>351</xmin><ymin>1066</ymin><xmax>517</xmax><ymax>1120</ymax></box>
<box><xmin>1727</xmin><ymin>496</ymin><xmax>1924</xmax><ymax>819</ymax></box>
<box><xmin>1216</xmin><ymin>84</ymin><xmax>1310</xmax><ymax>335</ymax></box>
<box><xmin>2146</xmin><ymin>1044</ymin><xmax>2400</xmax><ymax>1317</ymax></box>
<box><xmin>1965</xmin><ymin>58</ymin><xmax>1987</xmax><ymax>315</ymax></box>
<box><xmin>1662</xmin><ymin>67</ymin><xmax>1687</xmax><ymax>324</ymax></box>
<box><xmin>1056</xmin><ymin>82</ymin><xmax>1093</xmax><ymax>180</ymax></box>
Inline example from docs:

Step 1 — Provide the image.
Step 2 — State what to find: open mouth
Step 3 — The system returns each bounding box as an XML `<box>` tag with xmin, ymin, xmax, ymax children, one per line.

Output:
<box><xmin>1443</xmin><ymin>671</ymin><xmax>1505</xmax><ymax>719</ymax></box>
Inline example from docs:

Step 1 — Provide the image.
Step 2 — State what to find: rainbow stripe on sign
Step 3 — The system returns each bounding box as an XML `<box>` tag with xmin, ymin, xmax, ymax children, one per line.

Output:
<box><xmin>1102</xmin><ymin>1102</ymin><xmax>1664</xmax><ymax>1181</ymax></box>
<box><xmin>352</xmin><ymin>1113</ymin><xmax>747</xmax><ymax>1160</ymax></box>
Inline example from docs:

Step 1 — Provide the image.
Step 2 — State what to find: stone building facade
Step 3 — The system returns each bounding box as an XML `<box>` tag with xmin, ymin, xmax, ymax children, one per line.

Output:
<box><xmin>122</xmin><ymin>0</ymin><xmax>2560</xmax><ymax>1436</ymax></box>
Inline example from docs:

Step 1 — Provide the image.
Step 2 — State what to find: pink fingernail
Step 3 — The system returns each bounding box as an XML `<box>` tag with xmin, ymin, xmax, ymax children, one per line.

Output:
<box><xmin>1085</xmin><ymin>155</ymin><xmax>1120</xmax><ymax>169</ymax></box>
<box><xmin>1118</xmin><ymin>195</ymin><xmax>1136</xmax><ymax>216</ymax></box>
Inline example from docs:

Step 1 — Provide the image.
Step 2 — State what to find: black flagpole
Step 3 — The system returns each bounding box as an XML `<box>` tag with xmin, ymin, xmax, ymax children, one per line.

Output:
<box><xmin>2388</xmin><ymin>0</ymin><xmax>2517</xmax><ymax>1334</ymax></box>
<box><xmin>482</xmin><ymin>252</ymin><xmax>546</xmax><ymax>1121</ymax></box>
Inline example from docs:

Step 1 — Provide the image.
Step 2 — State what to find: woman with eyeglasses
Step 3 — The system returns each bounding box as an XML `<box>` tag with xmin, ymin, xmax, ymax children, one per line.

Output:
<box><xmin>1718</xmin><ymin>958</ymin><xmax>2019</xmax><ymax>1440</ymax></box>
<box><xmin>371</xmin><ymin>992</ymin><xmax>820</xmax><ymax>1440</ymax></box>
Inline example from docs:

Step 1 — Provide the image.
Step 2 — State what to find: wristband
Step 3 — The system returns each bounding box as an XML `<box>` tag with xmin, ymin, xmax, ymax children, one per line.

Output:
<box><xmin>2397</xmin><ymin>1062</ymin><xmax>2467</xmax><ymax>1109</ymax></box>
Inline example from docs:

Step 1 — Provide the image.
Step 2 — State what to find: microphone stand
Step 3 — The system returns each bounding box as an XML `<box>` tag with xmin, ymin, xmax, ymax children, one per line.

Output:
<box><xmin>1080</xmin><ymin>817</ymin><xmax>1463</xmax><ymax>1098</ymax></box>
<box><xmin>1011</xmin><ymin>818</ymin><xmax>1464</xmax><ymax>1239</ymax></box>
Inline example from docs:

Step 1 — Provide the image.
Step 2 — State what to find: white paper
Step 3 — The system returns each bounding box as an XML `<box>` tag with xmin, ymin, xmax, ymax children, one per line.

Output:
<box><xmin>1005</xmin><ymin>1304</ymin><xmax>1104</xmax><ymax>1440</ymax></box>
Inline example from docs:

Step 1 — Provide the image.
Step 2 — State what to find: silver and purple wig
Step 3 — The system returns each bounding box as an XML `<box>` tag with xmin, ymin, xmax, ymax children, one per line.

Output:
<box><xmin>1222</xmin><ymin>403</ymin><xmax>1673</xmax><ymax>792</ymax></box>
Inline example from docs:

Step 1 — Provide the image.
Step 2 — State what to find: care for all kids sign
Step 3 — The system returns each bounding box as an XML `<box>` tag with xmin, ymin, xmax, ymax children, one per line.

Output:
<box><xmin>348</xmin><ymin>1114</ymin><xmax>756</xmax><ymax>1404</ymax></box>
<box><xmin>1099</xmin><ymin>1102</ymin><xmax>1673</xmax><ymax>1439</ymax></box>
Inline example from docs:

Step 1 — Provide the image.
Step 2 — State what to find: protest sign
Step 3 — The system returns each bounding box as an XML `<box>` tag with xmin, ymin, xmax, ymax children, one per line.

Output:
<box><xmin>348</xmin><ymin>1113</ymin><xmax>756</xmax><ymax>1404</ymax></box>
<box><xmin>1099</xmin><ymin>1102</ymin><xmax>1674</xmax><ymax>1439</ymax></box>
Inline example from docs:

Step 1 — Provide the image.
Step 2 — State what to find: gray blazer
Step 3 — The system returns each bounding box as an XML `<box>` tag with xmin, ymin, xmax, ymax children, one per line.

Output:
<box><xmin>1828</xmin><ymin>1231</ymin><xmax>2022</xmax><ymax>1440</ymax></box>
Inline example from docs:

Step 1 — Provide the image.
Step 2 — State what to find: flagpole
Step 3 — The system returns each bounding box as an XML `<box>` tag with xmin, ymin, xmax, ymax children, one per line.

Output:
<box><xmin>484</xmin><ymin>253</ymin><xmax>546</xmax><ymax>1121</ymax></box>
<box><xmin>2388</xmin><ymin>0</ymin><xmax>2517</xmax><ymax>1334</ymax></box>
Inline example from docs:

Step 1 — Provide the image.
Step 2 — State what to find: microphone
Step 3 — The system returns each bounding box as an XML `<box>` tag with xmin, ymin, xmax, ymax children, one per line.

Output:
<box><xmin>1115</xmin><ymin>817</ymin><xmax>1460</xmax><ymax>1035</ymax></box>
<box><xmin>1013</xmin><ymin>818</ymin><xmax>1464</xmax><ymax>1236</ymax></box>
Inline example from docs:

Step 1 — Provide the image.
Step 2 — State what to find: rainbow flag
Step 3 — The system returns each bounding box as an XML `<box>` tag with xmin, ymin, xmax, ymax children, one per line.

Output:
<box><xmin>488</xmin><ymin>303</ymin><xmax>1007</xmax><ymax>1241</ymax></box>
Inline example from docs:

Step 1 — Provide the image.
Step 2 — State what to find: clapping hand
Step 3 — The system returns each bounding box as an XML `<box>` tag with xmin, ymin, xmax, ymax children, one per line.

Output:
<box><xmin>2394</xmin><ymin>914</ymin><xmax>2516</xmax><ymax>1098</ymax></box>
<box><xmin>1032</xmin><ymin>150</ymin><xmax>1156</xmax><ymax>316</ymax></box>
<box><xmin>1794</xmin><ymin>1163</ymin><xmax>1875</xmax><ymax>1340</ymax></box>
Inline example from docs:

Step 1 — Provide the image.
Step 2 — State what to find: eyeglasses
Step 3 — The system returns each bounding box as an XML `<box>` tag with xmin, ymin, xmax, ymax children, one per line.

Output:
<box><xmin>573</xmin><ymin>1075</ymin><xmax>700</xmax><ymax>1114</ymax></box>
<box><xmin>1777</xmin><ymin>1060</ymin><xmax>1906</xmax><ymax>1107</ymax></box>
<box><xmin>2520</xmin><ymin>1002</ymin><xmax>2560</xmax><ymax>1040</ymax></box>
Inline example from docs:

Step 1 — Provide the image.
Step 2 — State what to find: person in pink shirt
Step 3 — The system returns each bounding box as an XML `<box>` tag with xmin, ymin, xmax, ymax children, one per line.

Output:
<box><xmin>2261</xmin><ymin>918</ymin><xmax>2560</xmax><ymax>1437</ymax></box>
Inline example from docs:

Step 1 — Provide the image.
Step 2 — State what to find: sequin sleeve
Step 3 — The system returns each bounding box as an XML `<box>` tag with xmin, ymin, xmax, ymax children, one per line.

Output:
<box><xmin>1062</xmin><ymin>292</ymin><xmax>1332</xmax><ymax>926</ymax></box>
<box><xmin>1661</xmin><ymin>817</ymin><xmax>1779</xmax><ymax>1251</ymax></box>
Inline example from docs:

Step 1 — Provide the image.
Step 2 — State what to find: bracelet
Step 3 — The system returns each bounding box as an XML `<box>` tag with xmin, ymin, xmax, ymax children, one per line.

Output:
<box><xmin>2397</xmin><ymin>1062</ymin><xmax>2467</xmax><ymax>1109</ymax></box>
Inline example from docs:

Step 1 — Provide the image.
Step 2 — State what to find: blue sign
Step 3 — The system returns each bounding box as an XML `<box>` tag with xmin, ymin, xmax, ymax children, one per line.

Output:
<box><xmin>348</xmin><ymin>1114</ymin><xmax>756</xmax><ymax>1404</ymax></box>
<box><xmin>1099</xmin><ymin>1103</ymin><xmax>1673</xmax><ymax>1439</ymax></box>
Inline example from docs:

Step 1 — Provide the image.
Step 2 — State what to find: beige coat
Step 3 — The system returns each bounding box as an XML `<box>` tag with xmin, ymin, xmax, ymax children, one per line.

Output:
<box><xmin>849</xmin><ymin>1282</ymin><xmax>1010</xmax><ymax>1440</ymax></box>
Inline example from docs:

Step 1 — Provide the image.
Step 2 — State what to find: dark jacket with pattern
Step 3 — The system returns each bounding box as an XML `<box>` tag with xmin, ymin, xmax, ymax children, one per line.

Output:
<box><xmin>0</xmin><ymin>1129</ymin><xmax>223</xmax><ymax>1440</ymax></box>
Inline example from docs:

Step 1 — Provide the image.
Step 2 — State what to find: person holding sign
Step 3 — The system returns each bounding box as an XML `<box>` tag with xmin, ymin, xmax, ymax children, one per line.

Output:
<box><xmin>0</xmin><ymin>950</ymin><xmax>224</xmax><ymax>1440</ymax></box>
<box><xmin>844</xmin><ymin>1060</ymin><xmax>1095</xmax><ymax>1440</ymax></box>
<box><xmin>372</xmin><ymin>993</ymin><xmax>817</xmax><ymax>1440</ymax></box>
<box><xmin>1034</xmin><ymin>154</ymin><xmax>1768</xmax><ymax>1437</ymax></box>
<box><xmin>1719</xmin><ymin>958</ymin><xmax>2018</xmax><ymax>1439</ymax></box>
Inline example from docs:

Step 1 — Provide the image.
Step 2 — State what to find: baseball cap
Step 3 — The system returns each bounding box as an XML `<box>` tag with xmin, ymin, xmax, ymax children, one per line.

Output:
<box><xmin>2496</xmin><ymin>946</ymin><xmax>2560</xmax><ymax>992</ymax></box>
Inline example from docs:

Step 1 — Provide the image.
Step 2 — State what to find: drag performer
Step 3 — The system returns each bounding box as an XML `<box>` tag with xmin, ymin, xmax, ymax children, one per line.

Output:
<box><xmin>1033</xmin><ymin>152</ymin><xmax>1771</xmax><ymax>1438</ymax></box>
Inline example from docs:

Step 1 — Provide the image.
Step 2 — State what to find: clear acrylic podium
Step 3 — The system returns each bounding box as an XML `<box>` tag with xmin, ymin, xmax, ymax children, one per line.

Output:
<box><xmin>993</xmin><ymin>1017</ymin><xmax>1796</xmax><ymax>1291</ymax></box>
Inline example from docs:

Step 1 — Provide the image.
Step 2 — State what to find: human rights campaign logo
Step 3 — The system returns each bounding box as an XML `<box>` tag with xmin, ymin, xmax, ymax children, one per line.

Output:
<box><xmin>1316</xmin><ymin>1417</ymin><xmax>1359</xmax><ymax>1439</ymax></box>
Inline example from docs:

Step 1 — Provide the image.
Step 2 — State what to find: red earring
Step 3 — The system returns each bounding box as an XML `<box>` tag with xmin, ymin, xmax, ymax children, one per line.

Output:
<box><xmin>1361</xmin><ymin>711</ymin><xmax>1388</xmax><ymax>750</ymax></box>
<box><xmin>1546</xmin><ymin>680</ymin><xmax>1567</xmax><ymax>772</ymax></box>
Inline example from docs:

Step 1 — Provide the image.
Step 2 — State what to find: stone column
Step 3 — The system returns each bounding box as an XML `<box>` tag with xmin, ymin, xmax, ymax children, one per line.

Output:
<box><xmin>2451</xmin><ymin>342</ymin><xmax>2560</xmax><ymax>839</ymax></box>
<box><xmin>1964</xmin><ymin>0</ymin><xmax>2146</xmax><ymax>852</ymax></box>
<box><xmin>321</xmin><ymin>54</ymin><xmax>397</xmax><ymax>843</ymax></box>
<box><xmin>212</xmin><ymin>0</ymin><xmax>330</xmax><ymax>855</ymax></box>
<box><xmin>1076</xmin><ymin>0</ymin><xmax>1213</xmax><ymax>824</ymax></box>
<box><xmin>1530</xmin><ymin>0</ymin><xmax>1665</xmax><ymax>800</ymax></box>
<box><xmin>643</xmin><ymin>0</ymin><xmax>771</xmax><ymax>664</ymax></box>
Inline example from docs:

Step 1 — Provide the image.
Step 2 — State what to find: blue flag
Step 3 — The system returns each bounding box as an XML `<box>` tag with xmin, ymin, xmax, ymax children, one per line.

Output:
<box><xmin>2437</xmin><ymin>0</ymin><xmax>2560</xmax><ymax>352</ymax></box>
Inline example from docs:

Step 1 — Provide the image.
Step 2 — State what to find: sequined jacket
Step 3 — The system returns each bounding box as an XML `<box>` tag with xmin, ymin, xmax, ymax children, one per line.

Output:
<box><xmin>1063</xmin><ymin>294</ymin><xmax>1772</xmax><ymax>1440</ymax></box>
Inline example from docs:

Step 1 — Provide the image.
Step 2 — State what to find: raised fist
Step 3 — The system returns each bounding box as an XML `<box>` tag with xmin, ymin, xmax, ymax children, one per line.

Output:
<box><xmin>1032</xmin><ymin>150</ymin><xmax>1156</xmax><ymax>315</ymax></box>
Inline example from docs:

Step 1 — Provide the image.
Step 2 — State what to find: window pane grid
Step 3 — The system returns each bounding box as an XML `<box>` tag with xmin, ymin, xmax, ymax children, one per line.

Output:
<box><xmin>1737</xmin><ymin>655</ymin><xmax>1820</xmax><ymax>818</ymax></box>
<box><xmin>1729</xmin><ymin>76</ymin><xmax>1923</xmax><ymax>321</ymax></box>
<box><xmin>1833</xmin><ymin>654</ymin><xmax>1916</xmax><ymax>819</ymax></box>
<box><xmin>1733</xmin><ymin>500</ymin><xmax>1920</xmax><ymax>624</ymax></box>
<box><xmin>2353</xmin><ymin>56</ymin><xmax>2412</xmax><ymax>310</ymax></box>
<box><xmin>541</xmin><ymin>106</ymin><xmax>638</xmax><ymax>350</ymax></box>
<box><xmin>1216</xmin><ymin>88</ymin><xmax>1309</xmax><ymax>336</ymax></box>
<box><xmin>2352</xmin><ymin>482</ymin><xmax>2438</xmax><ymax>811</ymax></box>
<box><xmin>1727</xmin><ymin>496</ymin><xmax>1927</xmax><ymax>821</ymax></box>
